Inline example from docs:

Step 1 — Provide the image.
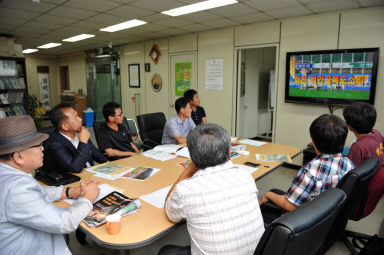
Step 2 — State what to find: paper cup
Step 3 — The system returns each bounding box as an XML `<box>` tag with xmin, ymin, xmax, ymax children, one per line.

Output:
<box><xmin>106</xmin><ymin>214</ymin><xmax>121</xmax><ymax>235</ymax></box>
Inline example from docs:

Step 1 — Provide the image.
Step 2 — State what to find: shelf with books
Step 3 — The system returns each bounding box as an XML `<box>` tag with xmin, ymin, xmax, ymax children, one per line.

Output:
<box><xmin>0</xmin><ymin>56</ymin><xmax>29</xmax><ymax>119</ymax></box>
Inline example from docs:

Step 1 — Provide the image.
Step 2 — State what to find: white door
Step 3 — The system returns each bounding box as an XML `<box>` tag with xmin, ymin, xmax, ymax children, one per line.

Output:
<box><xmin>169</xmin><ymin>52</ymin><xmax>197</xmax><ymax>116</ymax></box>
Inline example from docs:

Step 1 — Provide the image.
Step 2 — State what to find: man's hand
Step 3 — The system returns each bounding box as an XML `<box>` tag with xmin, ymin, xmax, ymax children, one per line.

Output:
<box><xmin>78</xmin><ymin>126</ymin><xmax>90</xmax><ymax>143</ymax></box>
<box><xmin>68</xmin><ymin>180</ymin><xmax>101</xmax><ymax>198</ymax></box>
<box><xmin>131</xmin><ymin>142</ymin><xmax>140</xmax><ymax>154</ymax></box>
<box><xmin>258</xmin><ymin>194</ymin><xmax>269</xmax><ymax>205</ymax></box>
<box><xmin>80</xmin><ymin>180</ymin><xmax>100</xmax><ymax>203</ymax></box>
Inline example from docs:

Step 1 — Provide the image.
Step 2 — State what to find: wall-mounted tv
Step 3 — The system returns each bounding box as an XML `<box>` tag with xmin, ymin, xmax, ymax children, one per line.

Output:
<box><xmin>285</xmin><ymin>48</ymin><xmax>379</xmax><ymax>105</ymax></box>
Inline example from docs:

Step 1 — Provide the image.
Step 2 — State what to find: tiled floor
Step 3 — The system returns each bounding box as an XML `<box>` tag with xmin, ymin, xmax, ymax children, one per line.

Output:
<box><xmin>68</xmin><ymin>155</ymin><xmax>384</xmax><ymax>255</ymax></box>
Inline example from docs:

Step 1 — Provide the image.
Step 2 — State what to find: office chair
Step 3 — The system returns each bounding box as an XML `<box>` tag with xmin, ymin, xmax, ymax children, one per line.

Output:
<box><xmin>136</xmin><ymin>112</ymin><xmax>166</xmax><ymax>150</ymax></box>
<box><xmin>254</xmin><ymin>188</ymin><xmax>346</xmax><ymax>255</ymax></box>
<box><xmin>92</xmin><ymin>119</ymin><xmax>105</xmax><ymax>149</ymax></box>
<box><xmin>321</xmin><ymin>157</ymin><xmax>379</xmax><ymax>255</ymax></box>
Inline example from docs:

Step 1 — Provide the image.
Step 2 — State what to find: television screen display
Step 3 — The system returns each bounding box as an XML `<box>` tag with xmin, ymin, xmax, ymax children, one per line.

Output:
<box><xmin>285</xmin><ymin>48</ymin><xmax>379</xmax><ymax>105</ymax></box>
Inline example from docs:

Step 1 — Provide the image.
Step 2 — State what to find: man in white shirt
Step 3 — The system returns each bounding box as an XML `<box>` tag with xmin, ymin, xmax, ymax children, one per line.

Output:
<box><xmin>0</xmin><ymin>115</ymin><xmax>100</xmax><ymax>255</ymax></box>
<box><xmin>162</xmin><ymin>123</ymin><xmax>265</xmax><ymax>255</ymax></box>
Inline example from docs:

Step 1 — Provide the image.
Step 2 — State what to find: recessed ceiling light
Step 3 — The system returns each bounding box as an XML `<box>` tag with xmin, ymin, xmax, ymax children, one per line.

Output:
<box><xmin>22</xmin><ymin>49</ymin><xmax>39</xmax><ymax>54</ymax></box>
<box><xmin>63</xmin><ymin>34</ymin><xmax>95</xmax><ymax>42</ymax></box>
<box><xmin>100</xmin><ymin>19</ymin><xmax>147</xmax><ymax>32</ymax></box>
<box><xmin>37</xmin><ymin>43</ymin><xmax>62</xmax><ymax>49</ymax></box>
<box><xmin>162</xmin><ymin>0</ymin><xmax>238</xmax><ymax>17</ymax></box>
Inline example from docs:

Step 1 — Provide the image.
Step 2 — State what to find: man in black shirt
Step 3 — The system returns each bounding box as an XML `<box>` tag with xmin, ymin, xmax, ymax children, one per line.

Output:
<box><xmin>184</xmin><ymin>89</ymin><xmax>207</xmax><ymax>126</ymax></box>
<box><xmin>98</xmin><ymin>102</ymin><xmax>140</xmax><ymax>160</ymax></box>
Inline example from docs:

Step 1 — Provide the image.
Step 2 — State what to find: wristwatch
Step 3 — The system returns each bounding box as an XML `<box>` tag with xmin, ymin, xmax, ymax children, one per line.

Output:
<box><xmin>65</xmin><ymin>187</ymin><xmax>72</xmax><ymax>199</ymax></box>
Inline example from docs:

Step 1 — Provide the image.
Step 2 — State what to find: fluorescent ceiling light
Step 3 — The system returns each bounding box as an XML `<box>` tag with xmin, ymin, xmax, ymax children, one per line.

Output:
<box><xmin>162</xmin><ymin>0</ymin><xmax>238</xmax><ymax>17</ymax></box>
<box><xmin>63</xmin><ymin>34</ymin><xmax>95</xmax><ymax>42</ymax></box>
<box><xmin>22</xmin><ymin>49</ymin><xmax>38</xmax><ymax>54</ymax></box>
<box><xmin>37</xmin><ymin>43</ymin><xmax>62</xmax><ymax>49</ymax></box>
<box><xmin>100</xmin><ymin>19</ymin><xmax>147</xmax><ymax>32</ymax></box>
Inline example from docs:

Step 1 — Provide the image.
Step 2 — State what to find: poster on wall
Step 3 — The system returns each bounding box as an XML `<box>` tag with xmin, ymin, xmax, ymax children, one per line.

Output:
<box><xmin>205</xmin><ymin>59</ymin><xmax>223</xmax><ymax>90</ymax></box>
<box><xmin>38</xmin><ymin>73</ymin><xmax>51</xmax><ymax>110</ymax></box>
<box><xmin>128</xmin><ymin>64</ymin><xmax>140</xmax><ymax>87</ymax></box>
<box><xmin>175</xmin><ymin>62</ymin><xmax>192</xmax><ymax>96</ymax></box>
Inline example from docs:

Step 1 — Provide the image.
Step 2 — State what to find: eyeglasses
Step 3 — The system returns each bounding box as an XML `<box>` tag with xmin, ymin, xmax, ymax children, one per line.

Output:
<box><xmin>114</xmin><ymin>113</ymin><xmax>124</xmax><ymax>117</ymax></box>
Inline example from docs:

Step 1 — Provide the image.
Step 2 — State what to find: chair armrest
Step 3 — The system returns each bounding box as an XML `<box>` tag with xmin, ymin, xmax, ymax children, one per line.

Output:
<box><xmin>142</xmin><ymin>139</ymin><xmax>160</xmax><ymax>150</ymax></box>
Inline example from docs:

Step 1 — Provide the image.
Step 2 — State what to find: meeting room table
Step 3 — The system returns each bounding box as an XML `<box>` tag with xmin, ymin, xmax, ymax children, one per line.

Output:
<box><xmin>54</xmin><ymin>139</ymin><xmax>301</xmax><ymax>253</ymax></box>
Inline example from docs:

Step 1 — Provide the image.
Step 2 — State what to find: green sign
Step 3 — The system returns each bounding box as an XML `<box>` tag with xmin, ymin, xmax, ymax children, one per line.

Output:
<box><xmin>175</xmin><ymin>62</ymin><xmax>192</xmax><ymax>96</ymax></box>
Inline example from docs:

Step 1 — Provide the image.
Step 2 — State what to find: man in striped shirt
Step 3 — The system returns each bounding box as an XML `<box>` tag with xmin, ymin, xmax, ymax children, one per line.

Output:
<box><xmin>162</xmin><ymin>123</ymin><xmax>264</xmax><ymax>255</ymax></box>
<box><xmin>259</xmin><ymin>114</ymin><xmax>355</xmax><ymax>224</ymax></box>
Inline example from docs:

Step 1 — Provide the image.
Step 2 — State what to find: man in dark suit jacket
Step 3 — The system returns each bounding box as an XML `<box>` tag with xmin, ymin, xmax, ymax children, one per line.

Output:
<box><xmin>43</xmin><ymin>103</ymin><xmax>107</xmax><ymax>174</ymax></box>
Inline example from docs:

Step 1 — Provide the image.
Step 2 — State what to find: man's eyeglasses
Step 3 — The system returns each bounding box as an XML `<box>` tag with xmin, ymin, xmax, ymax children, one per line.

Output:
<box><xmin>115</xmin><ymin>113</ymin><xmax>124</xmax><ymax>117</ymax></box>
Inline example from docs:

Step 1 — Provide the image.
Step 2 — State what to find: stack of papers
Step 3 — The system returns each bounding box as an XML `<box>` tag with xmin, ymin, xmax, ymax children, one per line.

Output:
<box><xmin>142</xmin><ymin>150</ymin><xmax>177</xmax><ymax>161</ymax></box>
<box><xmin>140</xmin><ymin>185</ymin><xmax>172</xmax><ymax>209</ymax></box>
<box><xmin>175</xmin><ymin>147</ymin><xmax>190</xmax><ymax>158</ymax></box>
<box><xmin>239</xmin><ymin>139</ymin><xmax>267</xmax><ymax>147</ymax></box>
<box><xmin>86</xmin><ymin>163</ymin><xmax>133</xmax><ymax>180</ymax></box>
<box><xmin>153</xmin><ymin>144</ymin><xmax>182</xmax><ymax>153</ymax></box>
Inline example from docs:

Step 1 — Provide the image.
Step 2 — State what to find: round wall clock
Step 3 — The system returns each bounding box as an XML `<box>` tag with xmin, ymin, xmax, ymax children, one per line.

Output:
<box><xmin>151</xmin><ymin>73</ymin><xmax>162</xmax><ymax>92</ymax></box>
<box><xmin>149</xmin><ymin>44</ymin><xmax>161</xmax><ymax>64</ymax></box>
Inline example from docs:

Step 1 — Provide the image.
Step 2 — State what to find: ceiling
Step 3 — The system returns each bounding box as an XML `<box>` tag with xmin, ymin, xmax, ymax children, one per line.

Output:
<box><xmin>0</xmin><ymin>0</ymin><xmax>382</xmax><ymax>56</ymax></box>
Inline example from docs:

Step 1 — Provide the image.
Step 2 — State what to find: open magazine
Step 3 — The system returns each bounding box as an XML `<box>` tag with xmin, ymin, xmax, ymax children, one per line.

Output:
<box><xmin>83</xmin><ymin>191</ymin><xmax>141</xmax><ymax>228</ymax></box>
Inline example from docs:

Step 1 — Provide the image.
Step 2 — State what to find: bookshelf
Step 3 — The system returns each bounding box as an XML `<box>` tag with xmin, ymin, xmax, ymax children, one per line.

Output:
<box><xmin>0</xmin><ymin>57</ymin><xmax>29</xmax><ymax>118</ymax></box>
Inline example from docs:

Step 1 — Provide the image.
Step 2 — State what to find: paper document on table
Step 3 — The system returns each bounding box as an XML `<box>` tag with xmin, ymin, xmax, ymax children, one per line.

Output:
<box><xmin>239</xmin><ymin>139</ymin><xmax>267</xmax><ymax>147</ymax></box>
<box><xmin>175</xmin><ymin>147</ymin><xmax>190</xmax><ymax>158</ymax></box>
<box><xmin>231</xmin><ymin>137</ymin><xmax>238</xmax><ymax>143</ymax></box>
<box><xmin>121</xmin><ymin>166</ymin><xmax>160</xmax><ymax>181</ymax></box>
<box><xmin>140</xmin><ymin>185</ymin><xmax>172</xmax><ymax>209</ymax></box>
<box><xmin>256</xmin><ymin>154</ymin><xmax>292</xmax><ymax>163</ymax></box>
<box><xmin>153</xmin><ymin>144</ymin><xmax>182</xmax><ymax>153</ymax></box>
<box><xmin>86</xmin><ymin>163</ymin><xmax>132</xmax><ymax>180</ymax></box>
<box><xmin>142</xmin><ymin>149</ymin><xmax>177</xmax><ymax>161</ymax></box>
<box><xmin>236</xmin><ymin>164</ymin><xmax>259</xmax><ymax>174</ymax></box>
<box><xmin>65</xmin><ymin>183</ymin><xmax>123</xmax><ymax>205</ymax></box>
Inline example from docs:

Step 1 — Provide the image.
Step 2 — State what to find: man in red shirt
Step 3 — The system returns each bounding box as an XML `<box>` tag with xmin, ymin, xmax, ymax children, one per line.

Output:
<box><xmin>344</xmin><ymin>102</ymin><xmax>384</xmax><ymax>217</ymax></box>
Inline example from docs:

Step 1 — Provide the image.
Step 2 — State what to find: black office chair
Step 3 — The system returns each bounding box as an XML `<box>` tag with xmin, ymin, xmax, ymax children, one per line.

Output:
<box><xmin>321</xmin><ymin>157</ymin><xmax>379</xmax><ymax>255</ymax></box>
<box><xmin>92</xmin><ymin>119</ymin><xmax>105</xmax><ymax>150</ymax></box>
<box><xmin>254</xmin><ymin>188</ymin><xmax>346</xmax><ymax>255</ymax></box>
<box><xmin>136</xmin><ymin>112</ymin><xmax>166</xmax><ymax>150</ymax></box>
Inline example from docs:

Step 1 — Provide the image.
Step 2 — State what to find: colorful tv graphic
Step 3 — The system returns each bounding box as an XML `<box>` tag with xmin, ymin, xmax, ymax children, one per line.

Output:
<box><xmin>288</xmin><ymin>51</ymin><xmax>375</xmax><ymax>100</ymax></box>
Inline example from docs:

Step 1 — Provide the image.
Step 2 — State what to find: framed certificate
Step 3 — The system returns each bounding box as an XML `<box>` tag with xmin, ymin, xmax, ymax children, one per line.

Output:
<box><xmin>128</xmin><ymin>64</ymin><xmax>140</xmax><ymax>88</ymax></box>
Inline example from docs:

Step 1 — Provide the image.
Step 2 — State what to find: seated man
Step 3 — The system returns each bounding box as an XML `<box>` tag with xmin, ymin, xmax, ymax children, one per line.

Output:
<box><xmin>0</xmin><ymin>115</ymin><xmax>100</xmax><ymax>254</ymax></box>
<box><xmin>184</xmin><ymin>89</ymin><xmax>207</xmax><ymax>125</ymax></box>
<box><xmin>161</xmin><ymin>123</ymin><xmax>264</xmax><ymax>255</ymax></box>
<box><xmin>343</xmin><ymin>102</ymin><xmax>384</xmax><ymax>217</ymax></box>
<box><xmin>259</xmin><ymin>114</ymin><xmax>355</xmax><ymax>223</ymax></box>
<box><xmin>162</xmin><ymin>97</ymin><xmax>196</xmax><ymax>144</ymax></box>
<box><xmin>43</xmin><ymin>103</ymin><xmax>107</xmax><ymax>174</ymax></box>
<box><xmin>98</xmin><ymin>102</ymin><xmax>140</xmax><ymax>161</ymax></box>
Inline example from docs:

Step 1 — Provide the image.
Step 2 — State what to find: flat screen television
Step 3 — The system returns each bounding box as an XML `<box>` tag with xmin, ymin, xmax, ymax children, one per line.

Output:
<box><xmin>285</xmin><ymin>48</ymin><xmax>379</xmax><ymax>105</ymax></box>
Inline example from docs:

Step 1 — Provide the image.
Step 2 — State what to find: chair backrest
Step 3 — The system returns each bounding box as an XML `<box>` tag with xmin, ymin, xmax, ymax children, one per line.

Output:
<box><xmin>322</xmin><ymin>157</ymin><xmax>379</xmax><ymax>252</ymax></box>
<box><xmin>136</xmin><ymin>112</ymin><xmax>166</xmax><ymax>145</ymax></box>
<box><xmin>254</xmin><ymin>188</ymin><xmax>346</xmax><ymax>255</ymax></box>
<box><xmin>123</xmin><ymin>117</ymin><xmax>142</xmax><ymax>144</ymax></box>
<box><xmin>92</xmin><ymin>119</ymin><xmax>106</xmax><ymax>149</ymax></box>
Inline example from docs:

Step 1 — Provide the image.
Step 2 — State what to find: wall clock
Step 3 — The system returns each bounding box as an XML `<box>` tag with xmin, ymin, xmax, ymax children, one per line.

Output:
<box><xmin>151</xmin><ymin>73</ymin><xmax>162</xmax><ymax>92</ymax></box>
<box><xmin>149</xmin><ymin>44</ymin><xmax>161</xmax><ymax>64</ymax></box>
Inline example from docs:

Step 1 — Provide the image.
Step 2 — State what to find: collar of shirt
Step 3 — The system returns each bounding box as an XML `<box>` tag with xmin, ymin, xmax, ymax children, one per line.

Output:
<box><xmin>317</xmin><ymin>153</ymin><xmax>342</xmax><ymax>159</ymax></box>
<box><xmin>175</xmin><ymin>114</ymin><xmax>186</xmax><ymax>124</ymax></box>
<box><xmin>0</xmin><ymin>161</ymin><xmax>32</xmax><ymax>177</ymax></box>
<box><xmin>193</xmin><ymin>161</ymin><xmax>235</xmax><ymax>178</ymax></box>
<box><xmin>60</xmin><ymin>132</ymin><xmax>80</xmax><ymax>149</ymax></box>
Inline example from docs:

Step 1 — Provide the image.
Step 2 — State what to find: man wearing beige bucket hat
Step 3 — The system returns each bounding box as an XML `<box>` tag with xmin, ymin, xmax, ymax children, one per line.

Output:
<box><xmin>0</xmin><ymin>116</ymin><xmax>100</xmax><ymax>255</ymax></box>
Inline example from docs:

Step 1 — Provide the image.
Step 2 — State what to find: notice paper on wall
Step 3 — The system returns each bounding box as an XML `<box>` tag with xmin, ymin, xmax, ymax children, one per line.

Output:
<box><xmin>206</xmin><ymin>59</ymin><xmax>223</xmax><ymax>90</ymax></box>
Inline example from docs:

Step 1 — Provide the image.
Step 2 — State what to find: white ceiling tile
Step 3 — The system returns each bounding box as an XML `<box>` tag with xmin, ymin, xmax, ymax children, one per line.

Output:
<box><xmin>88</xmin><ymin>14</ymin><xmax>127</xmax><ymax>25</ymax></box>
<box><xmin>202</xmin><ymin>18</ymin><xmax>239</xmax><ymax>29</ymax></box>
<box><xmin>182</xmin><ymin>23</ymin><xmax>211</xmax><ymax>32</ymax></box>
<box><xmin>300</xmin><ymin>0</ymin><xmax>330</xmax><ymax>3</ymax></box>
<box><xmin>245</xmin><ymin>0</ymin><xmax>300</xmax><ymax>11</ymax></box>
<box><xmin>0</xmin><ymin>7</ymin><xmax>40</xmax><ymax>19</ymax></box>
<box><xmin>1</xmin><ymin>17</ymin><xmax>28</xmax><ymax>26</ymax></box>
<box><xmin>231</xmin><ymin>12</ymin><xmax>274</xmax><ymax>24</ymax></box>
<box><xmin>130</xmin><ymin>0</ymin><xmax>184</xmax><ymax>12</ymax></box>
<box><xmin>358</xmin><ymin>0</ymin><xmax>384</xmax><ymax>7</ymax></box>
<box><xmin>140</xmin><ymin>13</ymin><xmax>169</xmax><ymax>22</ymax></box>
<box><xmin>64</xmin><ymin>0</ymin><xmax>122</xmax><ymax>12</ymax></box>
<box><xmin>265</xmin><ymin>5</ymin><xmax>313</xmax><ymax>19</ymax></box>
<box><xmin>109</xmin><ymin>0</ymin><xmax>136</xmax><ymax>3</ymax></box>
<box><xmin>177</xmin><ymin>0</ymin><xmax>203</xmax><ymax>4</ymax></box>
<box><xmin>153</xmin><ymin>28</ymin><xmax>188</xmax><ymax>37</ymax></box>
<box><xmin>23</xmin><ymin>21</ymin><xmax>63</xmax><ymax>30</ymax></box>
<box><xmin>152</xmin><ymin>17</ymin><xmax>194</xmax><ymax>27</ymax></box>
<box><xmin>179</xmin><ymin>11</ymin><xmax>222</xmax><ymax>22</ymax></box>
<box><xmin>307</xmin><ymin>0</ymin><xmax>359</xmax><ymax>13</ymax></box>
<box><xmin>0</xmin><ymin>0</ymin><xmax>57</xmax><ymax>13</ymax></box>
<box><xmin>11</xmin><ymin>27</ymin><xmax>50</xmax><ymax>36</ymax></box>
<box><xmin>41</xmin><ymin>0</ymin><xmax>67</xmax><ymax>4</ymax></box>
<box><xmin>0</xmin><ymin>24</ymin><xmax>16</xmax><ymax>32</ymax></box>
<box><xmin>35</xmin><ymin>14</ymin><xmax>77</xmax><ymax>25</ymax></box>
<box><xmin>55</xmin><ymin>26</ymin><xmax>94</xmax><ymax>35</ymax></box>
<box><xmin>106</xmin><ymin>5</ymin><xmax>154</xmax><ymax>19</ymax></box>
<box><xmin>208</xmin><ymin>3</ymin><xmax>257</xmax><ymax>17</ymax></box>
<box><xmin>134</xmin><ymin>23</ymin><xmax>170</xmax><ymax>32</ymax></box>
<box><xmin>72</xmin><ymin>20</ymin><xmax>107</xmax><ymax>29</ymax></box>
<box><xmin>47</xmin><ymin>6</ymin><xmax>98</xmax><ymax>19</ymax></box>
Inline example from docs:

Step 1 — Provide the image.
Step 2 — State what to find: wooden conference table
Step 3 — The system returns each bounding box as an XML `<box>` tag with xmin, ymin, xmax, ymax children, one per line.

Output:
<box><xmin>57</xmin><ymin>140</ymin><xmax>301</xmax><ymax>251</ymax></box>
